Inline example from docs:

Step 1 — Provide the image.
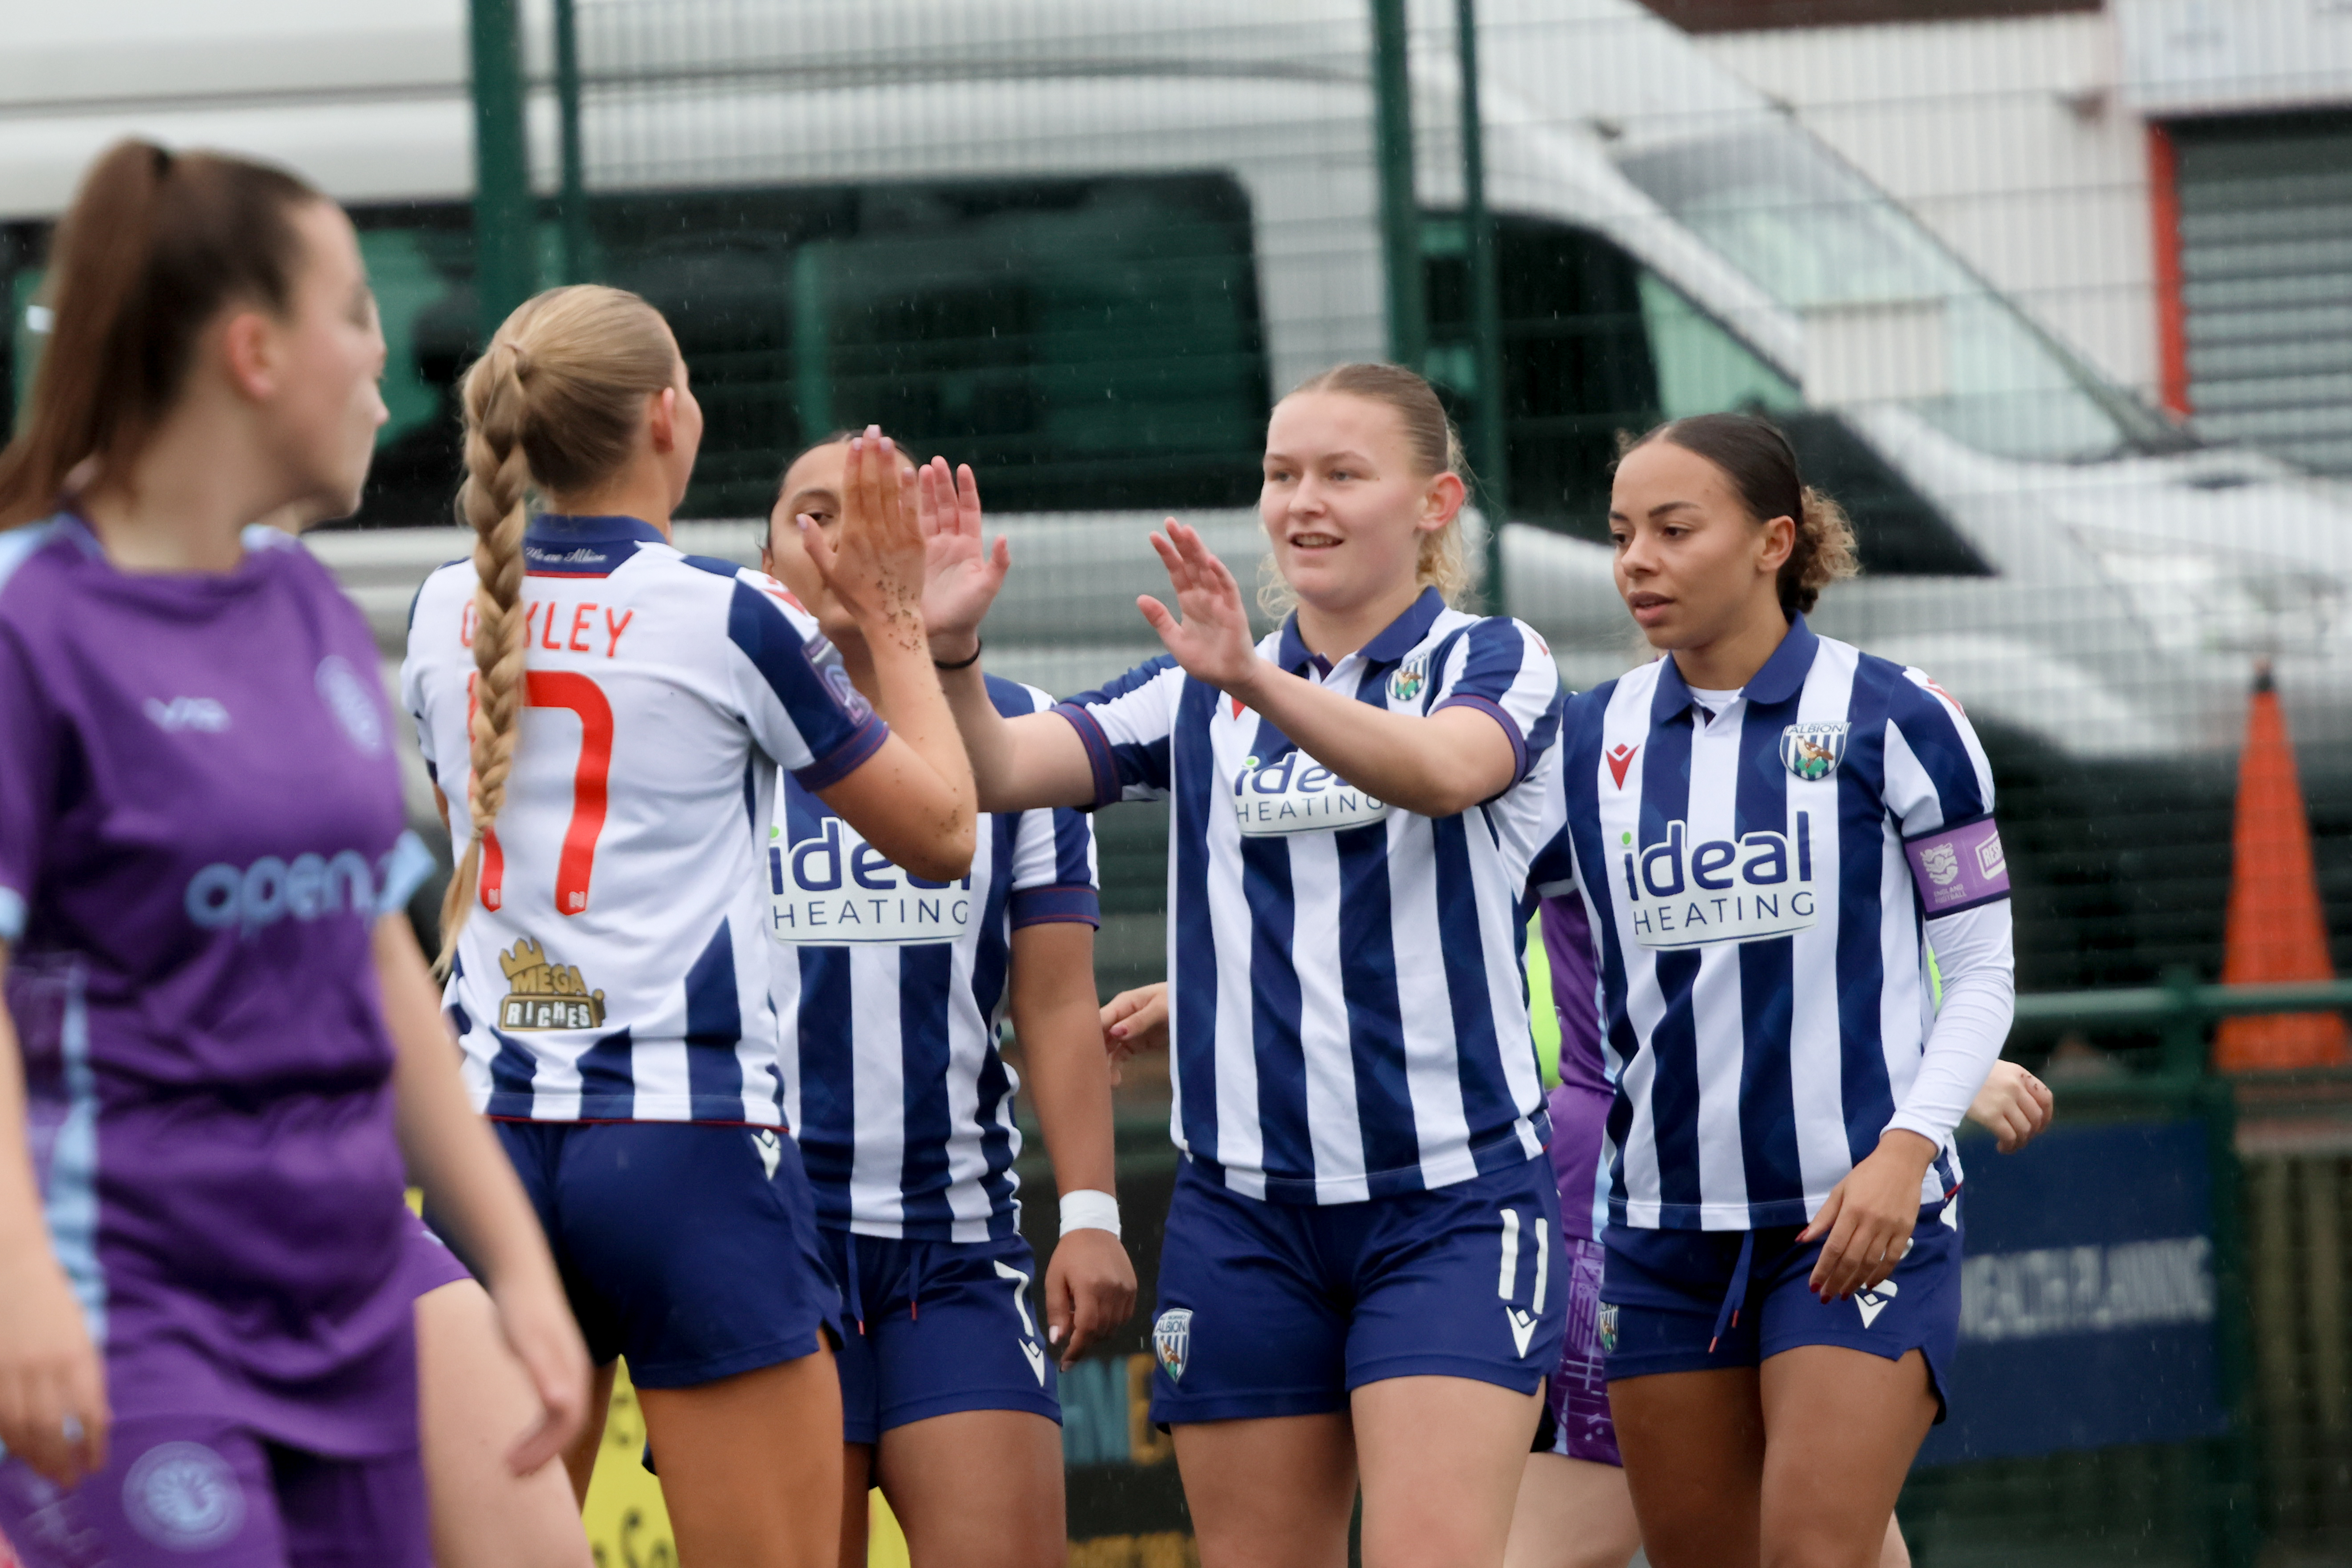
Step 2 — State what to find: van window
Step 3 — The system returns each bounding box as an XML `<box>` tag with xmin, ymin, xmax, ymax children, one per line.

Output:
<box><xmin>1426</xmin><ymin>214</ymin><xmax>1989</xmax><ymax>577</ymax></box>
<box><xmin>343</xmin><ymin>174</ymin><xmax>1271</xmax><ymax>526</ymax></box>
<box><xmin>1614</xmin><ymin>122</ymin><xmax>2185</xmax><ymax>464</ymax></box>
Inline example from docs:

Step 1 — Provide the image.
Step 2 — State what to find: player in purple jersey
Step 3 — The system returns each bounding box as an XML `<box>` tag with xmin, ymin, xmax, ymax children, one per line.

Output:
<box><xmin>763</xmin><ymin>434</ymin><xmax>1135</xmax><ymax>1568</ymax></box>
<box><xmin>0</xmin><ymin>141</ymin><xmax>585</xmax><ymax>1568</ymax></box>
<box><xmin>416</xmin><ymin>288</ymin><xmax>976</xmax><ymax>1568</ymax></box>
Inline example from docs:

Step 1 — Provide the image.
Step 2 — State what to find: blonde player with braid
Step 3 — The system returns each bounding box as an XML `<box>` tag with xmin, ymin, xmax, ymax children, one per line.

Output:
<box><xmin>402</xmin><ymin>286</ymin><xmax>975</xmax><ymax>1568</ymax></box>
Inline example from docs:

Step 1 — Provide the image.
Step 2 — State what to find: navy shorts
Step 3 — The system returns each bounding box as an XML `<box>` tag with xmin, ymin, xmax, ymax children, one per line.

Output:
<box><xmin>450</xmin><ymin>1120</ymin><xmax>841</xmax><ymax>1389</ymax></box>
<box><xmin>1148</xmin><ymin>1156</ymin><xmax>1566</xmax><ymax>1425</ymax></box>
<box><xmin>1599</xmin><ymin>1197</ymin><xmax>1963</xmax><ymax>1419</ymax></box>
<box><xmin>0</xmin><ymin>1417</ymin><xmax>428</xmax><ymax>1568</ymax></box>
<box><xmin>824</xmin><ymin>1229</ymin><xmax>1060</xmax><ymax>1445</ymax></box>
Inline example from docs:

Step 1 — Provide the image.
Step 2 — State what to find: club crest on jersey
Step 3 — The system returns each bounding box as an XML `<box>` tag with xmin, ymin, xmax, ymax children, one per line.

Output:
<box><xmin>1779</xmin><ymin>721</ymin><xmax>1848</xmax><ymax>782</ymax></box>
<box><xmin>124</xmin><ymin>1442</ymin><xmax>245</xmax><ymax>1551</ymax></box>
<box><xmin>1622</xmin><ymin>815</ymin><xmax>1820</xmax><ymax>950</ymax></box>
<box><xmin>497</xmin><ymin>937</ymin><xmax>607</xmax><ymax>1030</ymax></box>
<box><xmin>1154</xmin><ymin>1308</ymin><xmax>1193</xmax><ymax>1383</ymax></box>
<box><xmin>769</xmin><ymin>813</ymin><xmax>972</xmax><ymax>945</ymax></box>
<box><xmin>316</xmin><ymin>655</ymin><xmax>385</xmax><ymax>755</ymax></box>
<box><xmin>1232</xmin><ymin>751</ymin><xmax>1390</xmax><ymax>838</ymax></box>
<box><xmin>1388</xmin><ymin>658</ymin><xmax>1427</xmax><ymax>704</ymax></box>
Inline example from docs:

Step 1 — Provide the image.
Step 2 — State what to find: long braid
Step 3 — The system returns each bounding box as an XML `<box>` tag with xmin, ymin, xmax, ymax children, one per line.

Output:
<box><xmin>436</xmin><ymin>337</ymin><xmax>535</xmax><ymax>976</ymax></box>
<box><xmin>428</xmin><ymin>285</ymin><xmax>680</xmax><ymax>976</ymax></box>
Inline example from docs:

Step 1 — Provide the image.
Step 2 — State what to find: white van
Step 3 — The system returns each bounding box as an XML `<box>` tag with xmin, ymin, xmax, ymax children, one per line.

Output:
<box><xmin>7</xmin><ymin>0</ymin><xmax>2347</xmax><ymax>978</ymax></box>
<box><xmin>7</xmin><ymin>0</ymin><xmax>2346</xmax><ymax>755</ymax></box>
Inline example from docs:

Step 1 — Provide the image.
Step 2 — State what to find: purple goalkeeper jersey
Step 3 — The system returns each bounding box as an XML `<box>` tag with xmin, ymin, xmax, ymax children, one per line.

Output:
<box><xmin>1539</xmin><ymin>891</ymin><xmax>1610</xmax><ymax>1244</ymax></box>
<box><xmin>0</xmin><ymin>516</ymin><xmax>417</xmax><ymax>1457</ymax></box>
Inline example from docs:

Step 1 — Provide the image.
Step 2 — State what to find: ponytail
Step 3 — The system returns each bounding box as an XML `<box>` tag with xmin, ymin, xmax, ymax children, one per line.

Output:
<box><xmin>0</xmin><ymin>140</ymin><xmax>316</xmax><ymax>528</ymax></box>
<box><xmin>434</xmin><ymin>285</ymin><xmax>678</xmax><ymax>974</ymax></box>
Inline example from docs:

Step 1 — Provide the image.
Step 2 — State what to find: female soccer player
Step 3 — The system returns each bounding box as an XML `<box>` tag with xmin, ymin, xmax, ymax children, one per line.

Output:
<box><xmin>0</xmin><ymin>139</ymin><xmax>585</xmax><ymax>1566</ymax></box>
<box><xmin>1505</xmin><ymin>866</ymin><xmax>2048</xmax><ymax>1568</ymax></box>
<box><xmin>1101</xmin><ymin>965</ymin><xmax>2054</xmax><ymax>1568</ymax></box>
<box><xmin>402</xmin><ymin>293</ymin><xmax>976</xmax><ymax>1568</ymax></box>
<box><xmin>854</xmin><ymin>362</ymin><xmax>1566</xmax><ymax>1568</ymax></box>
<box><xmin>1543</xmin><ymin>413</ymin><xmax>2017</xmax><ymax>1568</ymax></box>
<box><xmin>761</xmin><ymin>434</ymin><xmax>1135</xmax><ymax>1568</ymax></box>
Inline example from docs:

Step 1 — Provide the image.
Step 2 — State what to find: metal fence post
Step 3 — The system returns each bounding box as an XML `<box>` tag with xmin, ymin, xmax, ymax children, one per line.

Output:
<box><xmin>469</xmin><ymin>0</ymin><xmax>535</xmax><ymax>341</ymax></box>
<box><xmin>553</xmin><ymin>0</ymin><xmax>588</xmax><ymax>285</ymax></box>
<box><xmin>2197</xmin><ymin>1065</ymin><xmax>2261</xmax><ymax>1568</ymax></box>
<box><xmin>1453</xmin><ymin>0</ymin><xmax>1509</xmax><ymax>612</ymax></box>
<box><xmin>1370</xmin><ymin>0</ymin><xmax>1425</xmax><ymax>372</ymax></box>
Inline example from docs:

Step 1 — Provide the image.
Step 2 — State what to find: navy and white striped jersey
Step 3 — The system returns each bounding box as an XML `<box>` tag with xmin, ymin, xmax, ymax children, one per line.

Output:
<box><xmin>1055</xmin><ymin>587</ymin><xmax>1565</xmax><ymax>1205</ymax></box>
<box><xmin>770</xmin><ymin>675</ymin><xmax>1099</xmax><ymax>1242</ymax></box>
<box><xmin>403</xmin><ymin>514</ymin><xmax>887</xmax><ymax>1126</ymax></box>
<box><xmin>1536</xmin><ymin>617</ymin><xmax>2006</xmax><ymax>1231</ymax></box>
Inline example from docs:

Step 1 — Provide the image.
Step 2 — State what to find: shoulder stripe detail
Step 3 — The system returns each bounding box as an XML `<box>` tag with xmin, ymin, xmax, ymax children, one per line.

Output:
<box><xmin>1008</xmin><ymin>883</ymin><xmax>1102</xmax><ymax>929</ymax></box>
<box><xmin>0</xmin><ymin>520</ymin><xmax>62</xmax><ymax>599</ymax></box>
<box><xmin>1050</xmin><ymin>703</ymin><xmax>1122</xmax><ymax>810</ymax></box>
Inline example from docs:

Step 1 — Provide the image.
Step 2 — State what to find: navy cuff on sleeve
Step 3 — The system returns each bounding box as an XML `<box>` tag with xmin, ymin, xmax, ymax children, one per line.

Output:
<box><xmin>1433</xmin><ymin>694</ymin><xmax>1530</xmax><ymax>783</ymax></box>
<box><xmin>1009</xmin><ymin>883</ymin><xmax>1102</xmax><ymax>929</ymax></box>
<box><xmin>1049</xmin><ymin>703</ymin><xmax>1123</xmax><ymax>810</ymax></box>
<box><xmin>793</xmin><ymin>712</ymin><xmax>891</xmax><ymax>792</ymax></box>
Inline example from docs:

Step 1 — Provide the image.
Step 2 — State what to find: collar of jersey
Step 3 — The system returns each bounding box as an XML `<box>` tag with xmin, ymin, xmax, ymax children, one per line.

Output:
<box><xmin>1272</xmin><ymin>584</ymin><xmax>1447</xmax><ymax>674</ymax></box>
<box><xmin>527</xmin><ymin>513</ymin><xmax>670</xmax><ymax>547</ymax></box>
<box><xmin>1650</xmin><ymin>612</ymin><xmax>1819</xmax><ymax>726</ymax></box>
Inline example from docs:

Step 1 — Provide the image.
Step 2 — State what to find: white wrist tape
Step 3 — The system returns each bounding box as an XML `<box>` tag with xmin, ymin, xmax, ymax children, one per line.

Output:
<box><xmin>1058</xmin><ymin>1189</ymin><xmax>1121</xmax><ymax>1239</ymax></box>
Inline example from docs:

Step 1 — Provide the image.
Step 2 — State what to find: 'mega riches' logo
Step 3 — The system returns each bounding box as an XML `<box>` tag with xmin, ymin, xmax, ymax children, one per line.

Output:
<box><xmin>498</xmin><ymin>937</ymin><xmax>607</xmax><ymax>1030</ymax></box>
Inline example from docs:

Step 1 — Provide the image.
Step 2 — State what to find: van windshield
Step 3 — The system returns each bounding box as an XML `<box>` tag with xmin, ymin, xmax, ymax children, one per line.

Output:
<box><xmin>1613</xmin><ymin>122</ymin><xmax>2188</xmax><ymax>463</ymax></box>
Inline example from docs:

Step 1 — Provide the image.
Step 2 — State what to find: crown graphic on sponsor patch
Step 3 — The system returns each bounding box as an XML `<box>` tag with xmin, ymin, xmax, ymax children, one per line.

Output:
<box><xmin>497</xmin><ymin>937</ymin><xmax>607</xmax><ymax>1031</ymax></box>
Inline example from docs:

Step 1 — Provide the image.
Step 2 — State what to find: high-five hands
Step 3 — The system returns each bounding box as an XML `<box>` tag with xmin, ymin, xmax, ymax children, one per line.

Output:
<box><xmin>1138</xmin><ymin>522</ymin><xmax>1263</xmax><ymax>697</ymax></box>
<box><xmin>796</xmin><ymin>429</ymin><xmax>928</xmax><ymax>645</ymax></box>
<box><xmin>916</xmin><ymin>456</ymin><xmax>1008</xmax><ymax>664</ymax></box>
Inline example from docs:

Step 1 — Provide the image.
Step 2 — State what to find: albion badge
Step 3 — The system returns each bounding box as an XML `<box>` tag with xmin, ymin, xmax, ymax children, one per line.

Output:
<box><xmin>1779</xmin><ymin>721</ymin><xmax>1849</xmax><ymax>782</ymax></box>
<box><xmin>498</xmin><ymin>937</ymin><xmax>607</xmax><ymax>1030</ymax></box>
<box><xmin>1154</xmin><ymin>1307</ymin><xmax>1194</xmax><ymax>1383</ymax></box>
<box><xmin>1388</xmin><ymin>658</ymin><xmax>1427</xmax><ymax>704</ymax></box>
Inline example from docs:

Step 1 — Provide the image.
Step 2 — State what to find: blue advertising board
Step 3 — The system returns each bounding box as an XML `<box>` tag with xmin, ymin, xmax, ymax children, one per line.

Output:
<box><xmin>1917</xmin><ymin>1119</ymin><xmax>2227</xmax><ymax>1466</ymax></box>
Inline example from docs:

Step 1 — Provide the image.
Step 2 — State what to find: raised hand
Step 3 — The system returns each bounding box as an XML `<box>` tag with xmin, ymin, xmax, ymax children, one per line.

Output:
<box><xmin>798</xmin><ymin>429</ymin><xmax>926</xmax><ymax>647</ymax></box>
<box><xmin>916</xmin><ymin>456</ymin><xmax>1009</xmax><ymax>661</ymax></box>
<box><xmin>1137</xmin><ymin>522</ymin><xmax>1262</xmax><ymax>696</ymax></box>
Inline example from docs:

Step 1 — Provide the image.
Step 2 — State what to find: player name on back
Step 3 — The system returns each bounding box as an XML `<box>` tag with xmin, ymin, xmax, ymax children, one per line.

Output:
<box><xmin>1621</xmin><ymin>813</ymin><xmax>1821</xmax><ymax>949</ymax></box>
<box><xmin>769</xmin><ymin>816</ymin><xmax>973</xmax><ymax>945</ymax></box>
<box><xmin>1230</xmin><ymin>753</ymin><xmax>1390</xmax><ymax>837</ymax></box>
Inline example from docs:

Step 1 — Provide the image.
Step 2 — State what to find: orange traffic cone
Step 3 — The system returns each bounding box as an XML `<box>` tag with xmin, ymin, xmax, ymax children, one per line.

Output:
<box><xmin>2213</xmin><ymin>663</ymin><xmax>2350</xmax><ymax>1071</ymax></box>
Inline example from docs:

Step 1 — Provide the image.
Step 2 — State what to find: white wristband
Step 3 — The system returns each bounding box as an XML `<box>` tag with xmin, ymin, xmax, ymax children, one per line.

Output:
<box><xmin>1058</xmin><ymin>1189</ymin><xmax>1121</xmax><ymax>1239</ymax></box>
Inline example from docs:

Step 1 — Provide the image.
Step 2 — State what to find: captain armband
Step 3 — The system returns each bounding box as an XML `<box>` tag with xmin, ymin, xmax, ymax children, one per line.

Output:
<box><xmin>1904</xmin><ymin>816</ymin><xmax>2011</xmax><ymax>917</ymax></box>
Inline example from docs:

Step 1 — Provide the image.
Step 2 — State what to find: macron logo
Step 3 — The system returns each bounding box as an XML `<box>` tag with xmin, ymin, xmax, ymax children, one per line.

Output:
<box><xmin>1606</xmin><ymin>743</ymin><xmax>1638</xmax><ymax>789</ymax></box>
<box><xmin>146</xmin><ymin>697</ymin><xmax>229</xmax><ymax>733</ymax></box>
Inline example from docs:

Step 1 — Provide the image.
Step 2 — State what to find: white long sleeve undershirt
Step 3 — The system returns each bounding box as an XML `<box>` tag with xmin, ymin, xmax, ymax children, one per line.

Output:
<box><xmin>1885</xmin><ymin>898</ymin><xmax>2015</xmax><ymax>1148</ymax></box>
